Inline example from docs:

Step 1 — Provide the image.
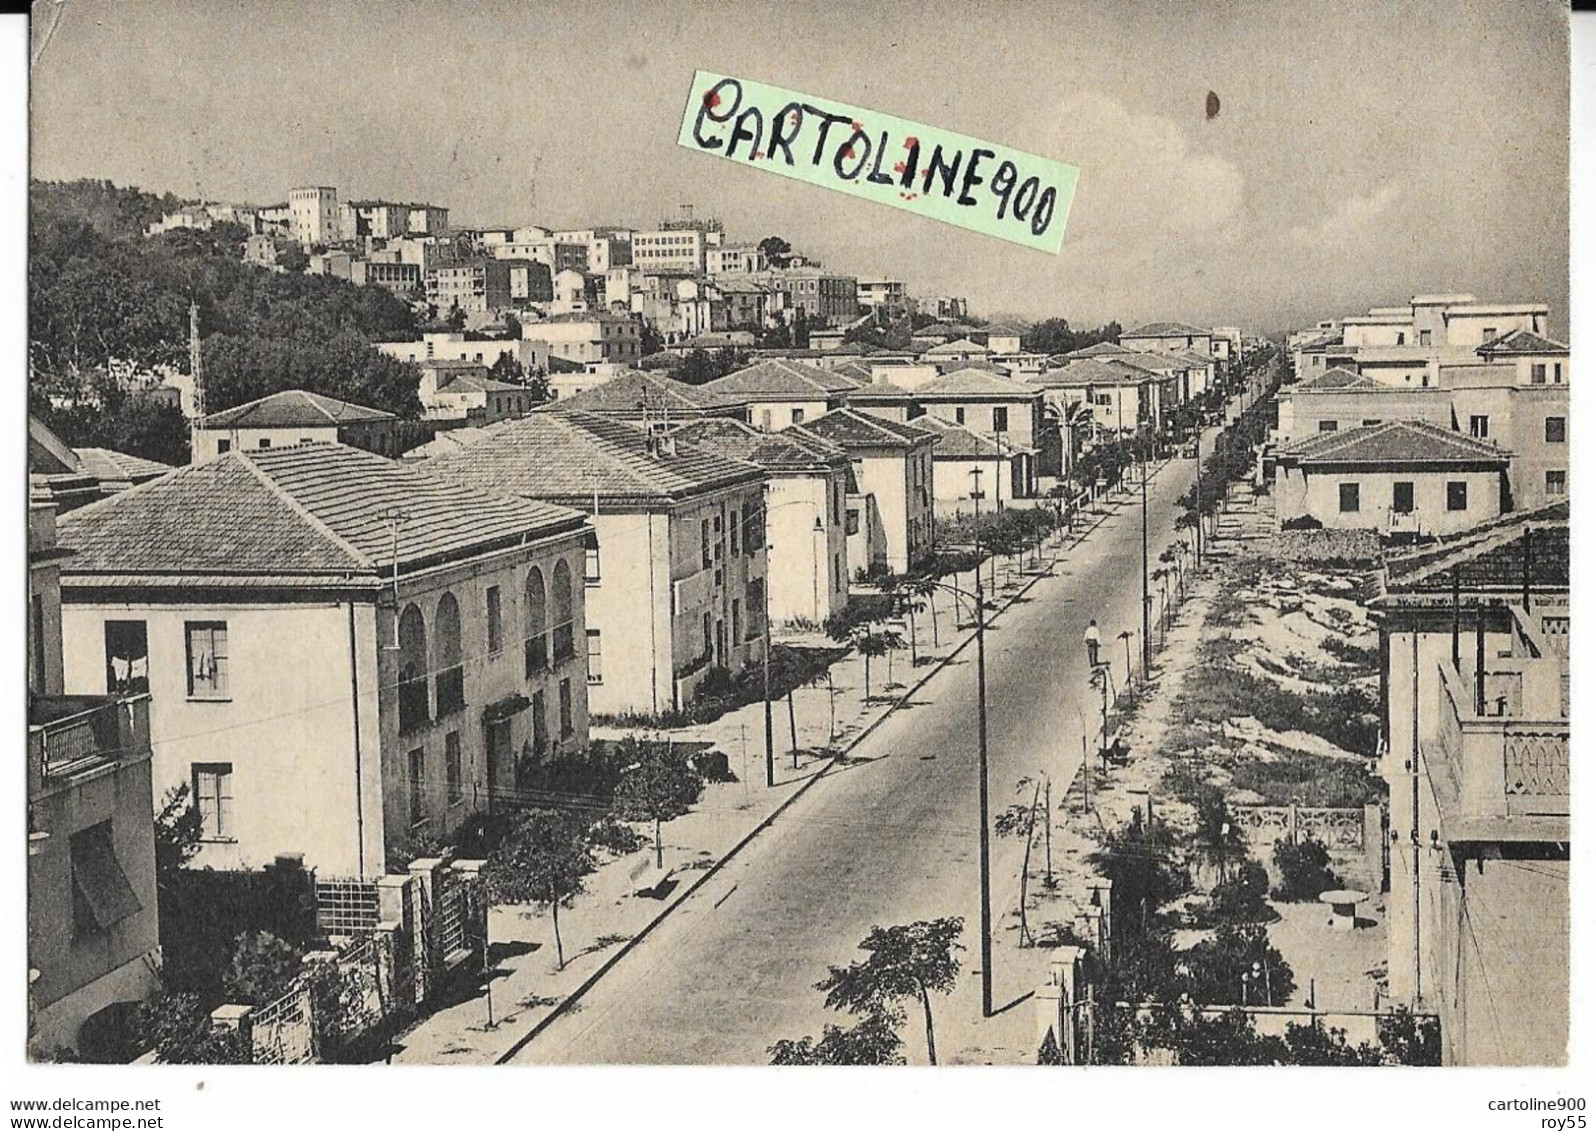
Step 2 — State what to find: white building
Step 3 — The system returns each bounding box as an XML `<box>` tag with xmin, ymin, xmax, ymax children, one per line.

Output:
<box><xmin>288</xmin><ymin>186</ymin><xmax>341</xmax><ymax>248</ymax></box>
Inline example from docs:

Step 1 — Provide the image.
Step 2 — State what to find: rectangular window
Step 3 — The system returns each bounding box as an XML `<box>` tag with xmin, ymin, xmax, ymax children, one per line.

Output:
<box><xmin>445</xmin><ymin>732</ymin><xmax>462</xmax><ymax>804</ymax></box>
<box><xmin>559</xmin><ymin>678</ymin><xmax>574</xmax><ymax>738</ymax></box>
<box><xmin>1338</xmin><ymin>483</ymin><xmax>1360</xmax><ymax>513</ymax></box>
<box><xmin>1469</xmin><ymin>415</ymin><xmax>1489</xmax><ymax>439</ymax></box>
<box><xmin>185</xmin><ymin>621</ymin><xmax>230</xmax><ymax>699</ymax></box>
<box><xmin>760</xmin><ymin>409</ymin><xmax>773</xmax><ymax>430</ymax></box>
<box><xmin>1481</xmin><ymin>327</ymin><xmax>1497</xmax><ymax>342</ymax></box>
<box><xmin>791</xmin><ymin>408</ymin><xmax>806</xmax><ymax>425</ymax></box>
<box><xmin>192</xmin><ymin>763</ymin><xmax>234</xmax><ymax>840</ymax></box>
<box><xmin>587</xmin><ymin>629</ymin><xmax>603</xmax><ymax>684</ymax></box>
<box><xmin>833</xmin><ymin>553</ymin><xmax>843</xmax><ymax>593</ymax></box>
<box><xmin>1446</xmin><ymin>481</ymin><xmax>1469</xmax><ymax>511</ymax></box>
<box><xmin>1546</xmin><ymin>469</ymin><xmax>1567</xmax><ymax>497</ymax></box>
<box><xmin>992</xmin><ymin>406</ymin><xmax>1009</xmax><ymax>432</ymax></box>
<box><xmin>846</xmin><ymin>508</ymin><xmax>860</xmax><ymax>536</ymax></box>
<box><xmin>584</xmin><ymin>537</ymin><xmax>601</xmax><ymax>585</ymax></box>
<box><xmin>1392</xmin><ymin>481</ymin><xmax>1415</xmax><ymax>514</ymax></box>
<box><xmin>703</xmin><ymin>611</ymin><xmax>713</xmax><ymax>659</ymax></box>
<box><xmin>104</xmin><ymin>620</ymin><xmax>149</xmax><ymax>696</ymax></box>
<box><xmin>1419</xmin><ymin>329</ymin><xmax>1432</xmax><ymax>346</ymax></box>
<box><xmin>258</xmin><ymin>438</ymin><xmax>271</xmax><ymax>449</ymax></box>
<box><xmin>1546</xmin><ymin>416</ymin><xmax>1566</xmax><ymax>443</ymax></box>
<box><xmin>1554</xmin><ymin>363</ymin><xmax>1563</xmax><ymax>384</ymax></box>
<box><xmin>31</xmin><ymin>595</ymin><xmax>45</xmax><ymax>693</ymax></box>
<box><xmin>1318</xmin><ymin>420</ymin><xmax>1338</xmax><ymax>433</ymax></box>
<box><xmin>701</xmin><ymin>519</ymin><xmax>712</xmax><ymax>568</ymax></box>
<box><xmin>1531</xmin><ymin>363</ymin><xmax>1547</xmax><ymax>385</ymax></box>
<box><xmin>486</xmin><ymin>587</ymin><xmax>503</xmax><ymax>654</ymax></box>
<box><xmin>955</xmin><ymin>406</ymin><xmax>966</xmax><ymax>424</ymax></box>
<box><xmin>1362</xmin><ymin>419</ymin><xmax>1382</xmax><ymax>427</ymax></box>
<box><xmin>731</xmin><ymin>599</ymin><xmax>742</xmax><ymax>645</ymax></box>
<box><xmin>408</xmin><ymin>748</ymin><xmax>425</xmax><ymax>826</ymax></box>
<box><xmin>71</xmin><ymin>820</ymin><xmax>141</xmax><ymax>942</ymax></box>
<box><xmin>217</xmin><ymin>439</ymin><xmax>231</xmax><ymax>454</ymax></box>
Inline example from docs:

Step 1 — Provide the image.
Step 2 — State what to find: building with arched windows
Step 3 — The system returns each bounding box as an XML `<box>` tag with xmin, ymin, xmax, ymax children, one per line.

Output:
<box><xmin>53</xmin><ymin>442</ymin><xmax>592</xmax><ymax>880</ymax></box>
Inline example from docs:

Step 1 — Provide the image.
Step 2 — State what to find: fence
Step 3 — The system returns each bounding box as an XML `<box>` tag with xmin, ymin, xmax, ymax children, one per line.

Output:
<box><xmin>211</xmin><ymin>855</ymin><xmax>485</xmax><ymax>1063</ymax></box>
<box><xmin>1230</xmin><ymin>802</ymin><xmax>1384</xmax><ymax>884</ymax></box>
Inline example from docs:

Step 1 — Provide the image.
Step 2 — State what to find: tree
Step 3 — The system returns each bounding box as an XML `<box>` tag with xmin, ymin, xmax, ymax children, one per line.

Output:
<box><xmin>1088</xmin><ymin>809</ymin><xmax>1190</xmax><ymax>940</ymax></box>
<box><xmin>816</xmin><ymin>918</ymin><xmax>964</xmax><ymax>1065</ymax></box>
<box><xmin>152</xmin><ymin>783</ymin><xmax>203</xmax><ymax>891</ymax></box>
<box><xmin>1204</xmin><ymin>860</ymin><xmax>1275</xmax><ymax>925</ymax></box>
<box><xmin>1178</xmin><ymin>922</ymin><xmax>1296</xmax><ymax>1007</ymax></box>
<box><xmin>640</xmin><ymin>324</ymin><xmax>664</xmax><ymax>356</ymax></box>
<box><xmin>481</xmin><ymin>808</ymin><xmax>597</xmax><ymax>970</ymax></box>
<box><xmin>500</xmin><ymin>312</ymin><xmax>522</xmax><ymax>340</ymax></box>
<box><xmin>1377</xmin><ymin>1005</ymin><xmax>1442</xmax><ymax>1066</ymax></box>
<box><xmin>610</xmin><ymin>738</ymin><xmax>706</xmax><ymax>870</ymax></box>
<box><xmin>1279</xmin><ymin>1020</ymin><xmax>1384</xmax><ymax>1066</ymax></box>
<box><xmin>275</xmin><ymin>244</ymin><xmax>308</xmax><ymax>274</ymax></box>
<box><xmin>445</xmin><ymin>303</ymin><xmax>467</xmax><ymax>332</ymax></box>
<box><xmin>223</xmin><ymin>931</ymin><xmax>304</xmax><ymax>1006</ymax></box>
<box><xmin>769</xmin><ymin>1012</ymin><xmax>906</xmax><ymax>1065</ymax></box>
<box><xmin>488</xmin><ymin>352</ymin><xmax>527</xmax><ymax>385</ymax></box>
<box><xmin>758</xmin><ymin>235</ymin><xmax>793</xmax><ymax>268</ymax></box>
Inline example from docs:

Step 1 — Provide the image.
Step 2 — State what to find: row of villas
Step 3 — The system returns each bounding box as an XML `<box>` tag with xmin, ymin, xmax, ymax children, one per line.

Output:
<box><xmin>1272</xmin><ymin>295</ymin><xmax>1568</xmax><ymax>534</ymax></box>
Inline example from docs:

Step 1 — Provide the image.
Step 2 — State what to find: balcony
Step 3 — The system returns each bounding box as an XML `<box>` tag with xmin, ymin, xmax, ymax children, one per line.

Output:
<box><xmin>1432</xmin><ymin>660</ymin><xmax>1568</xmax><ymax>831</ymax></box>
<box><xmin>28</xmin><ymin>694</ymin><xmax>151</xmax><ymax>785</ymax></box>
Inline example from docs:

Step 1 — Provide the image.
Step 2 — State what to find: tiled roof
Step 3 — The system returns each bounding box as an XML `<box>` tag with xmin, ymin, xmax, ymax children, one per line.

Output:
<box><xmin>698</xmin><ymin>359</ymin><xmax>858</xmax><ymax>405</ymax></box>
<box><xmin>914</xmin><ymin>368</ymin><xmax>1039</xmax><ymax>399</ymax></box>
<box><xmin>438</xmin><ymin>373</ymin><xmax>530</xmax><ymax>394</ymax></box>
<box><xmin>1103</xmin><ymin>350</ymin><xmax>1180</xmax><ymax>374</ymax></box>
<box><xmin>980</xmin><ymin>322</ymin><xmax>1024</xmax><ymax>336</ymax></box>
<box><xmin>845</xmin><ymin>379</ymin><xmax>916</xmax><ymax>400</ymax></box>
<box><xmin>915</xmin><ymin>323</ymin><xmax>969</xmax><ymax>340</ymax></box>
<box><xmin>400</xmin><ymin>427</ymin><xmax>488</xmax><ymax>461</ymax></box>
<box><xmin>830</xmin><ymin>360</ymin><xmax>876</xmax><ymax>384</ymax></box>
<box><xmin>72</xmin><ymin>448</ymin><xmax>173</xmax><ymax>483</ymax></box>
<box><xmin>546</xmin><ymin>369</ymin><xmax>716</xmax><ymax>415</ymax></box>
<box><xmin>669</xmin><ymin>418</ymin><xmax>848</xmax><ymax>472</ymax></box>
<box><xmin>1277</xmin><ymin>420</ymin><xmax>1510</xmax><ymax>466</ymax></box>
<box><xmin>908</xmin><ymin>416</ymin><xmax>1031</xmax><ymax>459</ymax></box>
<box><xmin>1123</xmin><ymin>321</ymin><xmax>1209</xmax><ymax>338</ymax></box>
<box><xmin>1170</xmin><ymin>349</ymin><xmax>1216</xmax><ymax>367</ymax></box>
<box><xmin>423</xmin><ymin>410</ymin><xmax>764</xmax><ymax>507</ymax></box>
<box><xmin>921</xmin><ymin>337</ymin><xmax>990</xmax><ymax>356</ymax></box>
<box><xmin>1383</xmin><ymin>500</ymin><xmax>1570</xmax><ymax>590</ymax></box>
<box><xmin>792</xmin><ymin>408</ymin><xmax>935</xmax><ymax>451</ymax></box>
<box><xmin>1028</xmin><ymin>359</ymin><xmax>1151</xmax><ymax>388</ymax></box>
<box><xmin>197</xmin><ymin>389</ymin><xmax>396</xmax><ymax>430</ymax></box>
<box><xmin>1476</xmin><ymin>329</ymin><xmax>1568</xmax><ymax>356</ymax></box>
<box><xmin>57</xmin><ymin>442</ymin><xmax>585</xmax><ymax>587</ymax></box>
<box><xmin>1293</xmin><ymin>367</ymin><xmax>1382</xmax><ymax>391</ymax></box>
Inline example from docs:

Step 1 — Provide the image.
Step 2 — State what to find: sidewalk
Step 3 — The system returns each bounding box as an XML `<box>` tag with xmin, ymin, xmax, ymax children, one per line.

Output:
<box><xmin>389</xmin><ymin>511</ymin><xmax>1119</xmax><ymax>1064</ymax></box>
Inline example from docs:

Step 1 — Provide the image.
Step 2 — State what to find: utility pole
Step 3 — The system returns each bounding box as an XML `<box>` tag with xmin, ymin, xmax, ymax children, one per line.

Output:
<box><xmin>1194</xmin><ymin>427</ymin><xmax>1203</xmax><ymax>568</ymax></box>
<box><xmin>971</xmin><ymin>478</ymin><xmax>994</xmax><ymax>1019</ymax></box>
<box><xmin>763</xmin><ymin>559</ymin><xmax>775</xmax><ymax>788</ymax></box>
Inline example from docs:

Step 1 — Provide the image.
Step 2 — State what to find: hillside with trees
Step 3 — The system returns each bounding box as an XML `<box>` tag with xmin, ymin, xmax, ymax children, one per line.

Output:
<box><xmin>29</xmin><ymin>179</ymin><xmax>429</xmax><ymax>463</ymax></box>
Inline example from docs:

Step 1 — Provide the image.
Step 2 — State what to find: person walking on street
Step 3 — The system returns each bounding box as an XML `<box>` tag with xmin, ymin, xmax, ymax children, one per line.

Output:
<box><xmin>1084</xmin><ymin>619</ymin><xmax>1101</xmax><ymax>668</ymax></box>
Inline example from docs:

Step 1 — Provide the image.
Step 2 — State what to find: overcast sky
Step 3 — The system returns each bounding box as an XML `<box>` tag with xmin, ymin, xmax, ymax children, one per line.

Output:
<box><xmin>30</xmin><ymin>0</ymin><xmax>1569</xmax><ymax>334</ymax></box>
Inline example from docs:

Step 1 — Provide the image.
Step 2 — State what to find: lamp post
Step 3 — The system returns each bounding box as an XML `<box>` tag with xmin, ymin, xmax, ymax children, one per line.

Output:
<box><xmin>924</xmin><ymin>575</ymin><xmax>992</xmax><ymax>1020</ymax></box>
<box><xmin>1140</xmin><ymin>425</ymin><xmax>1152</xmax><ymax>679</ymax></box>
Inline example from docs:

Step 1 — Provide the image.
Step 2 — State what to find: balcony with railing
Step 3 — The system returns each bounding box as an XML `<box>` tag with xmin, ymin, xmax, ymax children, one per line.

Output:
<box><xmin>28</xmin><ymin>694</ymin><xmax>152</xmax><ymax>788</ymax></box>
<box><xmin>1432</xmin><ymin>658</ymin><xmax>1567</xmax><ymax>834</ymax></box>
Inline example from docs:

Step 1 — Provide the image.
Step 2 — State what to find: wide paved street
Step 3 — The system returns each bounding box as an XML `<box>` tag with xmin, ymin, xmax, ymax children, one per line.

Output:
<box><xmin>510</xmin><ymin>451</ymin><xmax>1203</xmax><ymax>1065</ymax></box>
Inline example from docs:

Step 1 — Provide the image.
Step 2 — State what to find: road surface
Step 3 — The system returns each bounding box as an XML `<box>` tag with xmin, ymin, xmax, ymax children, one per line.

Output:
<box><xmin>510</xmin><ymin>451</ymin><xmax>1204</xmax><ymax>1064</ymax></box>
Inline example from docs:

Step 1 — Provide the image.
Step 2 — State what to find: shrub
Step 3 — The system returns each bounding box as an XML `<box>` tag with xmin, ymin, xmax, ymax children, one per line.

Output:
<box><xmin>1377</xmin><ymin>1005</ymin><xmax>1443</xmax><ymax>1066</ymax></box>
<box><xmin>1088</xmin><ymin>810</ymin><xmax>1190</xmax><ymax>941</ymax></box>
<box><xmin>1281</xmin><ymin>515</ymin><xmax>1324</xmax><ymax>531</ymax></box>
<box><xmin>1271</xmin><ymin>836</ymin><xmax>1340</xmax><ymax>901</ymax></box>
<box><xmin>1204</xmin><ymin>861</ymin><xmax>1276</xmax><ymax>925</ymax></box>
<box><xmin>1178</xmin><ymin>922</ymin><xmax>1296</xmax><ymax>1007</ymax></box>
<box><xmin>223</xmin><ymin>931</ymin><xmax>303</xmax><ymax>1006</ymax></box>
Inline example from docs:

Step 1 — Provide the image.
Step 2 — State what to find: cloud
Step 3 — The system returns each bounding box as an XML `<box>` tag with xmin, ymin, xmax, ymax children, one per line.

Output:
<box><xmin>1288</xmin><ymin>181</ymin><xmax>1402</xmax><ymax>244</ymax></box>
<box><xmin>1044</xmin><ymin>92</ymin><xmax>1245</xmax><ymax>239</ymax></box>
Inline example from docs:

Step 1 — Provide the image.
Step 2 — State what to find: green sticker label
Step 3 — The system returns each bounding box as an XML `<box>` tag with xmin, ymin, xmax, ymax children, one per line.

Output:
<box><xmin>678</xmin><ymin>72</ymin><xmax>1078</xmax><ymax>255</ymax></box>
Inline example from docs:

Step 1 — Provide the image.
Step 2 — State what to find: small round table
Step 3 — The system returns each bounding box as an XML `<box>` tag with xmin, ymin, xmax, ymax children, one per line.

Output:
<box><xmin>1319</xmin><ymin>889</ymin><xmax>1369</xmax><ymax>931</ymax></box>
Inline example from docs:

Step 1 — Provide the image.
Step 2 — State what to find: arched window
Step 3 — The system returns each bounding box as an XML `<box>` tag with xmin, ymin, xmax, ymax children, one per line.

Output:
<box><xmin>398</xmin><ymin>605</ymin><xmax>429</xmax><ymax>734</ymax></box>
<box><xmin>524</xmin><ymin>567</ymin><xmax>548</xmax><ymax>676</ymax></box>
<box><xmin>551</xmin><ymin>560</ymin><xmax>575</xmax><ymax>663</ymax></box>
<box><xmin>433</xmin><ymin>592</ymin><xmax>464</xmax><ymax>716</ymax></box>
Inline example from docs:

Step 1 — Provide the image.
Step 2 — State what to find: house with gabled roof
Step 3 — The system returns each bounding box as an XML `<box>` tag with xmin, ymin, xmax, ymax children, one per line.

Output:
<box><xmin>919</xmin><ymin>336</ymin><xmax>991</xmax><ymax>365</ymax></box>
<box><xmin>793</xmin><ymin>409</ymin><xmax>936</xmax><ymax>574</ymax></box>
<box><xmin>910</xmin><ymin>368</ymin><xmax>1043</xmax><ymax>494</ymax></box>
<box><xmin>191</xmin><ymin>389</ymin><xmax>414</xmax><ymax>462</ymax></box>
<box><xmin>670</xmin><ymin>418</ymin><xmax>851</xmax><ymax>624</ymax></box>
<box><xmin>543</xmin><ymin>368</ymin><xmax>731</xmax><ymax>426</ymax></box>
<box><xmin>1120</xmin><ymin>321</ymin><xmax>1214</xmax><ymax>359</ymax></box>
<box><xmin>909</xmin><ymin>415</ymin><xmax>1036</xmax><ymax>514</ymax></box>
<box><xmin>1275</xmin><ymin>366</ymin><xmax>1452</xmax><ymax>446</ymax></box>
<box><xmin>697</xmin><ymin>358</ymin><xmax>858</xmax><ymax>432</ymax></box>
<box><xmin>55</xmin><ymin>443</ymin><xmax>593</xmax><ymax>879</ymax></box>
<box><xmin>1274</xmin><ymin>420</ymin><xmax>1510</xmax><ymax>535</ymax></box>
<box><xmin>423</xmin><ymin>411</ymin><xmax>768</xmax><ymax>716</ymax></box>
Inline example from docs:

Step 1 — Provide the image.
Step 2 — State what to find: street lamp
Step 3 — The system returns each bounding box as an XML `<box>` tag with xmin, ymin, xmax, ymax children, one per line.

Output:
<box><xmin>923</xmin><ymin>576</ymin><xmax>992</xmax><ymax>1020</ymax></box>
<box><xmin>1139</xmin><ymin>424</ymin><xmax>1152</xmax><ymax>679</ymax></box>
